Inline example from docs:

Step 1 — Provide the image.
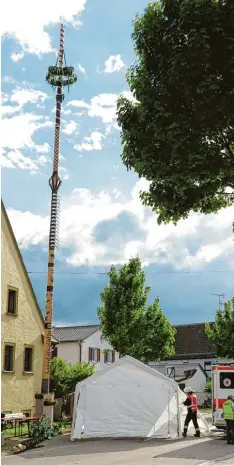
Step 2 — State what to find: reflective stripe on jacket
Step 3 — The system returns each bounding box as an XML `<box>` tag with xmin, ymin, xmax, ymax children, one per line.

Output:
<box><xmin>187</xmin><ymin>394</ymin><xmax>198</xmax><ymax>412</ymax></box>
<box><xmin>223</xmin><ymin>399</ymin><xmax>234</xmax><ymax>421</ymax></box>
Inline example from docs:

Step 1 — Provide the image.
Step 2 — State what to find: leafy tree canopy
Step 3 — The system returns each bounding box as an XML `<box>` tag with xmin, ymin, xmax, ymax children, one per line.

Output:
<box><xmin>117</xmin><ymin>0</ymin><xmax>234</xmax><ymax>224</ymax></box>
<box><xmin>205</xmin><ymin>298</ymin><xmax>234</xmax><ymax>359</ymax></box>
<box><xmin>50</xmin><ymin>357</ymin><xmax>95</xmax><ymax>398</ymax></box>
<box><xmin>97</xmin><ymin>256</ymin><xmax>175</xmax><ymax>361</ymax></box>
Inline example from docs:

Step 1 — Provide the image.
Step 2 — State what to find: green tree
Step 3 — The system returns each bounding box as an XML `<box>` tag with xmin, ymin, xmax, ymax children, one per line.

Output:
<box><xmin>204</xmin><ymin>378</ymin><xmax>212</xmax><ymax>393</ymax></box>
<box><xmin>117</xmin><ymin>0</ymin><xmax>234</xmax><ymax>224</ymax></box>
<box><xmin>97</xmin><ymin>256</ymin><xmax>175</xmax><ymax>361</ymax></box>
<box><xmin>205</xmin><ymin>298</ymin><xmax>234</xmax><ymax>359</ymax></box>
<box><xmin>50</xmin><ymin>357</ymin><xmax>95</xmax><ymax>398</ymax></box>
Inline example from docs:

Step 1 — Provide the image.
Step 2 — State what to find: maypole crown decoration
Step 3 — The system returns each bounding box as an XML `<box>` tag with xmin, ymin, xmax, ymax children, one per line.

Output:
<box><xmin>46</xmin><ymin>66</ymin><xmax>77</xmax><ymax>88</ymax></box>
<box><xmin>41</xmin><ymin>24</ymin><xmax>77</xmax><ymax>395</ymax></box>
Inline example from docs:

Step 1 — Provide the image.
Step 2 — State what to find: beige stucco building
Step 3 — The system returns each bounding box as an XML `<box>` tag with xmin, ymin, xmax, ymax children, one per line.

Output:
<box><xmin>1</xmin><ymin>201</ymin><xmax>45</xmax><ymax>415</ymax></box>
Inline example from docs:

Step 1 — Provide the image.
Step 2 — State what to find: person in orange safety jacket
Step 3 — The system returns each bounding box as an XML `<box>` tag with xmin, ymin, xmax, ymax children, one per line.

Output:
<box><xmin>182</xmin><ymin>386</ymin><xmax>200</xmax><ymax>438</ymax></box>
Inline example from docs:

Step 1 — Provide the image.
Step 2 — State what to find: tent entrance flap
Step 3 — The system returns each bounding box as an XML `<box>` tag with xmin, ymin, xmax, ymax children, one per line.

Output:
<box><xmin>149</xmin><ymin>388</ymin><xmax>180</xmax><ymax>439</ymax></box>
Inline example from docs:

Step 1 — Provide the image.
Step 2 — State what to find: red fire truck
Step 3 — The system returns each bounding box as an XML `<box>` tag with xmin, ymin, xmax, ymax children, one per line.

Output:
<box><xmin>211</xmin><ymin>360</ymin><xmax>234</xmax><ymax>429</ymax></box>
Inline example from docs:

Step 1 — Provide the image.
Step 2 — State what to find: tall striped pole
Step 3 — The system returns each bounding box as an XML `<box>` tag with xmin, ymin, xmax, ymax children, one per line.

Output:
<box><xmin>41</xmin><ymin>24</ymin><xmax>64</xmax><ymax>393</ymax></box>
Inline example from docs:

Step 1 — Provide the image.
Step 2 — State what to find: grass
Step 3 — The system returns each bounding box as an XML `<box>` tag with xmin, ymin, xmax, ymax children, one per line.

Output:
<box><xmin>4</xmin><ymin>425</ymin><xmax>29</xmax><ymax>438</ymax></box>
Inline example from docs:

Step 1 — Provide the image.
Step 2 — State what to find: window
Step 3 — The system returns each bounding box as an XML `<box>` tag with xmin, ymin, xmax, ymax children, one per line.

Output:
<box><xmin>89</xmin><ymin>348</ymin><xmax>100</xmax><ymax>362</ymax></box>
<box><xmin>7</xmin><ymin>288</ymin><xmax>18</xmax><ymax>315</ymax></box>
<box><xmin>104</xmin><ymin>351</ymin><xmax>111</xmax><ymax>363</ymax></box>
<box><xmin>104</xmin><ymin>351</ymin><xmax>115</xmax><ymax>363</ymax></box>
<box><xmin>52</xmin><ymin>346</ymin><xmax>58</xmax><ymax>358</ymax></box>
<box><xmin>204</xmin><ymin>361</ymin><xmax>212</xmax><ymax>378</ymax></box>
<box><xmin>24</xmin><ymin>347</ymin><xmax>33</xmax><ymax>372</ymax></box>
<box><xmin>3</xmin><ymin>344</ymin><xmax>15</xmax><ymax>372</ymax></box>
<box><xmin>220</xmin><ymin>372</ymin><xmax>234</xmax><ymax>389</ymax></box>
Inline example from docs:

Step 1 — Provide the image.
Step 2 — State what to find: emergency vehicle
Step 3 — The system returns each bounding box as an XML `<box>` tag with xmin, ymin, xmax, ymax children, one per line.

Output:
<box><xmin>211</xmin><ymin>360</ymin><xmax>234</xmax><ymax>428</ymax></box>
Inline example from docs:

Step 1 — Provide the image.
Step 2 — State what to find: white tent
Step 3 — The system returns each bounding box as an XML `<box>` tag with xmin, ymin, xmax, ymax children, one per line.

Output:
<box><xmin>71</xmin><ymin>356</ymin><xmax>210</xmax><ymax>440</ymax></box>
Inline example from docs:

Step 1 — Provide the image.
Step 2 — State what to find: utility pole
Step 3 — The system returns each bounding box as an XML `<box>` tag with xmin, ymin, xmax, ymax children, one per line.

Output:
<box><xmin>211</xmin><ymin>293</ymin><xmax>225</xmax><ymax>311</ymax></box>
<box><xmin>41</xmin><ymin>24</ymin><xmax>77</xmax><ymax>394</ymax></box>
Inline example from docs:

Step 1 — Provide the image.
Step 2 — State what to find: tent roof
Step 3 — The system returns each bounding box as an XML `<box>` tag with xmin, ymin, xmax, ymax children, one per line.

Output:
<box><xmin>77</xmin><ymin>355</ymin><xmax>179</xmax><ymax>389</ymax></box>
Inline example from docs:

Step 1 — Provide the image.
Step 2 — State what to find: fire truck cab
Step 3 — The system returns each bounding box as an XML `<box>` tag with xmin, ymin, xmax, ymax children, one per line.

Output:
<box><xmin>211</xmin><ymin>360</ymin><xmax>234</xmax><ymax>429</ymax></box>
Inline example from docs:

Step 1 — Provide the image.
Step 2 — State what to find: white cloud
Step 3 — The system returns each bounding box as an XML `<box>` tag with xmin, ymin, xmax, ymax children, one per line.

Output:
<box><xmin>37</xmin><ymin>155</ymin><xmax>48</xmax><ymax>165</ymax></box>
<box><xmin>11</xmin><ymin>51</ymin><xmax>24</xmax><ymax>62</ymax></box>
<box><xmin>88</xmin><ymin>94</ymin><xmax>118</xmax><ymax>123</ymax></box>
<box><xmin>1</xmin><ymin>93</ymin><xmax>9</xmax><ymax>104</ymax></box>
<box><xmin>1</xmin><ymin>85</ymin><xmax>53</xmax><ymax>172</ymax></box>
<box><xmin>2</xmin><ymin>149</ymin><xmax>50</xmax><ymax>171</ymax></box>
<box><xmin>63</xmin><ymin>109</ymin><xmax>72</xmax><ymax>116</ymax></box>
<box><xmin>35</xmin><ymin>143</ymin><xmax>50</xmax><ymax>153</ymax></box>
<box><xmin>1</xmin><ymin>105</ymin><xmax>21</xmax><ymax>116</ymax></box>
<box><xmin>2</xmin><ymin>113</ymin><xmax>52</xmax><ymax>151</ymax></box>
<box><xmin>104</xmin><ymin>54</ymin><xmax>125</xmax><ymax>73</ymax></box>
<box><xmin>7</xmin><ymin>179</ymin><xmax>234</xmax><ymax>270</ymax></box>
<box><xmin>2</xmin><ymin>0</ymin><xmax>87</xmax><ymax>55</ymax></box>
<box><xmin>1</xmin><ymin>87</ymin><xmax>48</xmax><ymax>117</ymax></box>
<box><xmin>67</xmin><ymin>91</ymin><xmax>136</xmax><ymax>127</ymax></box>
<box><xmin>5</xmin><ymin>150</ymin><xmax>38</xmax><ymax>171</ymax></box>
<box><xmin>68</xmin><ymin>100</ymin><xmax>90</xmax><ymax>109</ymax></box>
<box><xmin>77</xmin><ymin>64</ymin><xmax>86</xmax><ymax>74</ymax></box>
<box><xmin>60</xmin><ymin>166</ymin><xmax>69</xmax><ymax>180</ymax></box>
<box><xmin>63</xmin><ymin>120</ymin><xmax>77</xmax><ymax>135</ymax></box>
<box><xmin>7</xmin><ymin>209</ymin><xmax>50</xmax><ymax>247</ymax></box>
<box><xmin>2</xmin><ymin>76</ymin><xmax>15</xmax><ymax>84</ymax></box>
<box><xmin>10</xmin><ymin>88</ymin><xmax>47</xmax><ymax>107</ymax></box>
<box><xmin>74</xmin><ymin>131</ymin><xmax>104</xmax><ymax>152</ymax></box>
<box><xmin>1</xmin><ymin>155</ymin><xmax>15</xmax><ymax>168</ymax></box>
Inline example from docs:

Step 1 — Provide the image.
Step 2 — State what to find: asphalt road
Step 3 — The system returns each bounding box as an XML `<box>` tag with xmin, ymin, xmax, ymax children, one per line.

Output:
<box><xmin>2</xmin><ymin>433</ymin><xmax>234</xmax><ymax>465</ymax></box>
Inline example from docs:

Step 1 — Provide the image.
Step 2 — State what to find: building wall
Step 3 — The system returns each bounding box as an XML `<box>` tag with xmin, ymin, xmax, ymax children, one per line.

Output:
<box><xmin>157</xmin><ymin>358</ymin><xmax>212</xmax><ymax>376</ymax></box>
<box><xmin>57</xmin><ymin>342</ymin><xmax>81</xmax><ymax>365</ymax></box>
<box><xmin>181</xmin><ymin>368</ymin><xmax>206</xmax><ymax>392</ymax></box>
<box><xmin>82</xmin><ymin>329</ymin><xmax>119</xmax><ymax>370</ymax></box>
<box><xmin>57</xmin><ymin>329</ymin><xmax>119</xmax><ymax>371</ymax></box>
<box><xmin>150</xmin><ymin>363</ymin><xmax>206</xmax><ymax>393</ymax></box>
<box><xmin>1</xmin><ymin>209</ymin><xmax>44</xmax><ymax>415</ymax></box>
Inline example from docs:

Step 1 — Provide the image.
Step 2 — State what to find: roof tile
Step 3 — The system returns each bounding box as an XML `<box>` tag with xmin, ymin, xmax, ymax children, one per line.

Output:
<box><xmin>52</xmin><ymin>325</ymin><xmax>100</xmax><ymax>342</ymax></box>
<box><xmin>172</xmin><ymin>323</ymin><xmax>215</xmax><ymax>358</ymax></box>
<box><xmin>52</xmin><ymin>322</ymin><xmax>215</xmax><ymax>358</ymax></box>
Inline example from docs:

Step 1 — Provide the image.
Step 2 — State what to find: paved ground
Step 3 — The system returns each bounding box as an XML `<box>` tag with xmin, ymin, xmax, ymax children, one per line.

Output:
<box><xmin>2</xmin><ymin>432</ymin><xmax>234</xmax><ymax>465</ymax></box>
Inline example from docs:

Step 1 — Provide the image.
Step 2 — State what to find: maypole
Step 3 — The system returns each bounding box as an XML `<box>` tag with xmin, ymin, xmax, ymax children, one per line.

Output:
<box><xmin>41</xmin><ymin>24</ymin><xmax>77</xmax><ymax>393</ymax></box>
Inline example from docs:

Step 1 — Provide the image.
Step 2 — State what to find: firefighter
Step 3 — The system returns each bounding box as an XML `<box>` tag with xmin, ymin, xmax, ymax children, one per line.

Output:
<box><xmin>182</xmin><ymin>387</ymin><xmax>200</xmax><ymax>438</ymax></box>
<box><xmin>223</xmin><ymin>395</ymin><xmax>234</xmax><ymax>445</ymax></box>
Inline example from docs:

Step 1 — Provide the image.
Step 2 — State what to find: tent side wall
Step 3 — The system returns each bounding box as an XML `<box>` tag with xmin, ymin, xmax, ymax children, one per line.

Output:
<box><xmin>71</xmin><ymin>361</ymin><xmax>181</xmax><ymax>440</ymax></box>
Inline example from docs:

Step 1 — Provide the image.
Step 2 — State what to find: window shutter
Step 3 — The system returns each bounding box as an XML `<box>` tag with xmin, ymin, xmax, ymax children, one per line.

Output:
<box><xmin>112</xmin><ymin>351</ymin><xmax>115</xmax><ymax>363</ymax></box>
<box><xmin>97</xmin><ymin>349</ymin><xmax>100</xmax><ymax>362</ymax></box>
<box><xmin>89</xmin><ymin>347</ymin><xmax>92</xmax><ymax>361</ymax></box>
<box><xmin>104</xmin><ymin>352</ymin><xmax>107</xmax><ymax>363</ymax></box>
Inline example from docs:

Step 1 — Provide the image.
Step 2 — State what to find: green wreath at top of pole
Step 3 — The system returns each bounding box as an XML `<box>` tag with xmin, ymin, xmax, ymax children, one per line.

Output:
<box><xmin>46</xmin><ymin>66</ymin><xmax>77</xmax><ymax>88</ymax></box>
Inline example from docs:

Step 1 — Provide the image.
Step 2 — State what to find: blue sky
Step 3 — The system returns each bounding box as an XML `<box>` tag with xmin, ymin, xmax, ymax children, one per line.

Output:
<box><xmin>2</xmin><ymin>0</ymin><xmax>234</xmax><ymax>326</ymax></box>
